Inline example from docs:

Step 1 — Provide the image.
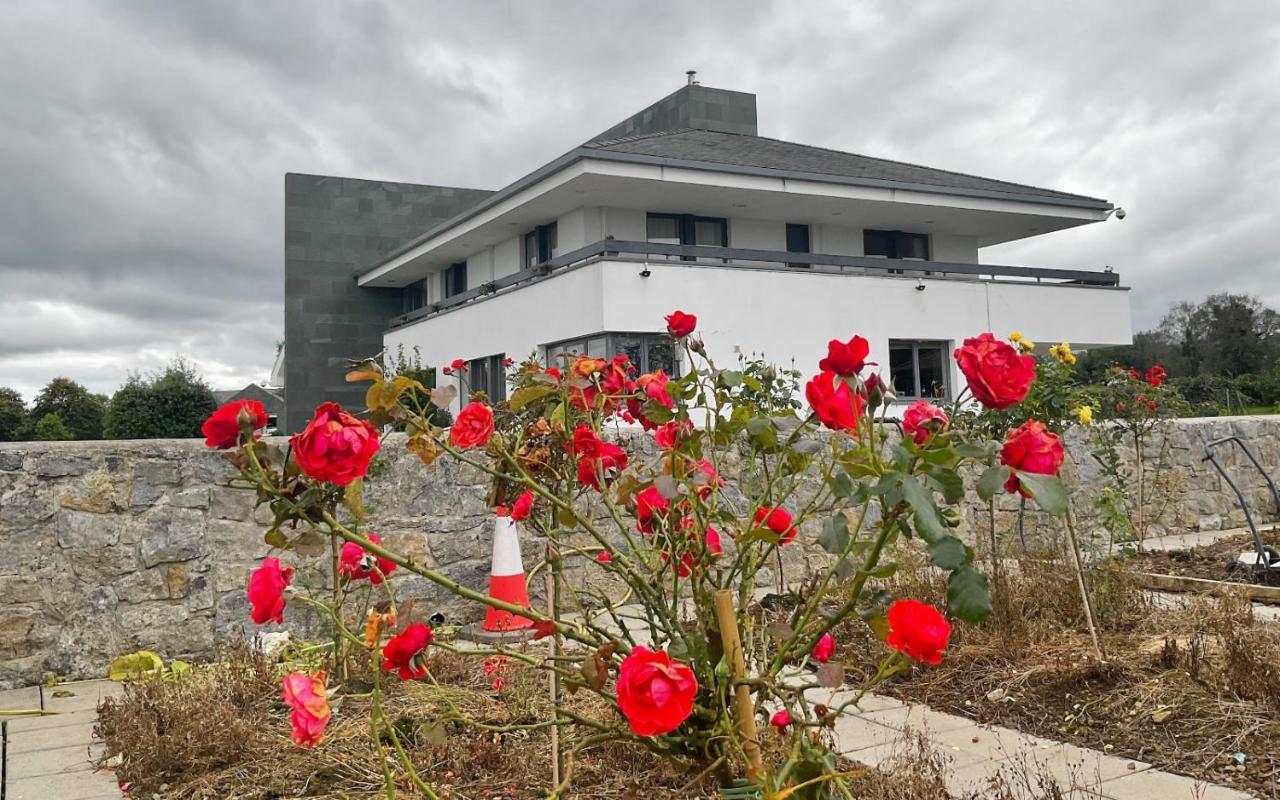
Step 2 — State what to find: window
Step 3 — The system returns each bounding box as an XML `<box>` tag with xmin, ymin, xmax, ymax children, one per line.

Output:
<box><xmin>864</xmin><ymin>230</ymin><xmax>930</xmax><ymax>260</ymax></box>
<box><xmin>646</xmin><ymin>213</ymin><xmax>728</xmax><ymax>260</ymax></box>
<box><xmin>401</xmin><ymin>279</ymin><xmax>428</xmax><ymax>314</ymax></box>
<box><xmin>889</xmin><ymin>340</ymin><xmax>949</xmax><ymax>400</ymax></box>
<box><xmin>465</xmin><ymin>354</ymin><xmax>507</xmax><ymax>403</ymax></box>
<box><xmin>544</xmin><ymin>333</ymin><xmax>679</xmax><ymax>376</ymax></box>
<box><xmin>786</xmin><ymin>223</ymin><xmax>811</xmax><ymax>268</ymax></box>
<box><xmin>523</xmin><ymin>223</ymin><xmax>558</xmax><ymax>269</ymax></box>
<box><xmin>442</xmin><ymin>262</ymin><xmax>467</xmax><ymax>299</ymax></box>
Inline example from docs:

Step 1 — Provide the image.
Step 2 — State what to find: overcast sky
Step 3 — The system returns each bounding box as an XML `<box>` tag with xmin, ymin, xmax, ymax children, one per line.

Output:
<box><xmin>2</xmin><ymin>1</ymin><xmax>1277</xmax><ymax>402</ymax></box>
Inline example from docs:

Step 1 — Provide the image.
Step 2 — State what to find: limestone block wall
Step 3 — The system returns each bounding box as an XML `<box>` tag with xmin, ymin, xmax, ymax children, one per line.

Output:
<box><xmin>2</xmin><ymin>416</ymin><xmax>1278</xmax><ymax>688</ymax></box>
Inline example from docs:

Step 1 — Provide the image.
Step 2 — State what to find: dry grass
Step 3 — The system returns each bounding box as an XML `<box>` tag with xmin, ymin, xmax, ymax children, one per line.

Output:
<box><xmin>828</xmin><ymin>545</ymin><xmax>1280</xmax><ymax>797</ymax></box>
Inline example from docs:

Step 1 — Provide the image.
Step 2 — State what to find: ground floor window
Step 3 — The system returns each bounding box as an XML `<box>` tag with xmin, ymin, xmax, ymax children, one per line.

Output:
<box><xmin>465</xmin><ymin>353</ymin><xmax>507</xmax><ymax>403</ymax></box>
<box><xmin>544</xmin><ymin>332</ymin><xmax>679</xmax><ymax>376</ymax></box>
<box><xmin>888</xmin><ymin>339</ymin><xmax>949</xmax><ymax>400</ymax></box>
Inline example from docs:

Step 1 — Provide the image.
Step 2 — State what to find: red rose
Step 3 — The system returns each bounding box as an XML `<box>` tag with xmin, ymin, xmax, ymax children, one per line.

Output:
<box><xmin>636</xmin><ymin>370</ymin><xmax>674</xmax><ymax>409</ymax></box>
<box><xmin>442</xmin><ymin>366</ymin><xmax>453</xmax><ymax>375</ymax></box>
<box><xmin>544</xmin><ymin>367</ymin><xmax>562</xmax><ymax>381</ymax></box>
<box><xmin>502</xmin><ymin>357</ymin><xmax>514</xmax><ymax>367</ymax></box>
<box><xmin>451</xmin><ymin>402</ymin><xmax>494</xmax><ymax>449</ymax></box>
<box><xmin>770</xmin><ymin>708</ymin><xmax>792</xmax><ymax>730</ymax></box>
<box><xmin>754</xmin><ymin>506</ymin><xmax>796</xmax><ymax>545</ymax></box>
<box><xmin>634</xmin><ymin>486</ymin><xmax>671</xmax><ymax>533</ymax></box>
<box><xmin>819</xmin><ymin>335</ymin><xmax>871</xmax><ymax>376</ymax></box>
<box><xmin>805</xmin><ymin>370</ymin><xmax>864</xmax><ymax>431</ymax></box>
<box><xmin>572</xmin><ymin>424</ymin><xmax>603</xmax><ymax>458</ymax></box>
<box><xmin>704</xmin><ymin>524</ymin><xmax>723</xmax><ymax>555</ymax></box>
<box><xmin>1148</xmin><ymin>401</ymin><xmax>1158</xmax><ymax>412</ymax></box>
<box><xmin>811</xmin><ymin>632</ymin><xmax>835</xmax><ymax>663</ymax></box>
<box><xmin>616</xmin><ymin>646</ymin><xmax>698</xmax><ymax>736</ymax></box>
<box><xmin>693</xmin><ymin>459</ymin><xmax>723</xmax><ymax>498</ymax></box>
<box><xmin>902</xmin><ymin>399</ymin><xmax>949</xmax><ymax>445</ymax></box>
<box><xmin>885</xmin><ymin>599</ymin><xmax>951</xmax><ymax>665</ymax></box>
<box><xmin>202</xmin><ymin>400</ymin><xmax>268</xmax><ymax>449</ymax></box>
<box><xmin>954</xmin><ymin>333</ymin><xmax>1036</xmax><ymax>410</ymax></box>
<box><xmin>282</xmin><ymin>671</ymin><xmax>331</xmax><ymax>748</ymax></box>
<box><xmin>576</xmin><ymin>442</ymin><xmax>628</xmax><ymax>491</ymax></box>
<box><xmin>1000</xmin><ymin>420</ymin><xmax>1065</xmax><ymax>495</ymax></box>
<box><xmin>1127</xmin><ymin>368</ymin><xmax>1142</xmax><ymax>380</ymax></box>
<box><xmin>450</xmin><ymin>358</ymin><xmax>467</xmax><ymax>371</ymax></box>
<box><xmin>596</xmin><ymin>550</ymin><xmax>612</xmax><ymax>563</ymax></box>
<box><xmin>1145</xmin><ymin>365</ymin><xmax>1167</xmax><ymax>387</ymax></box>
<box><xmin>291</xmin><ymin>402</ymin><xmax>380</xmax><ymax>486</ymax></box>
<box><xmin>653</xmin><ymin>420</ymin><xmax>691</xmax><ymax>449</ymax></box>
<box><xmin>509</xmin><ymin>490</ymin><xmax>534</xmax><ymax>522</ymax></box>
<box><xmin>248</xmin><ymin>557</ymin><xmax>292</xmax><ymax>625</ymax></box>
<box><xmin>381</xmin><ymin>622</ymin><xmax>435</xmax><ymax>680</ymax></box>
<box><xmin>665</xmin><ymin>310</ymin><xmax>697</xmax><ymax>338</ymax></box>
<box><xmin>338</xmin><ymin>533</ymin><xmax>396</xmax><ymax>585</ymax></box>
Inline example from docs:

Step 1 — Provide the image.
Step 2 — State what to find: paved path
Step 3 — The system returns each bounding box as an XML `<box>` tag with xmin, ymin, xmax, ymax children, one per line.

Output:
<box><xmin>1</xmin><ymin>680</ymin><xmax>122</xmax><ymax>800</ymax></box>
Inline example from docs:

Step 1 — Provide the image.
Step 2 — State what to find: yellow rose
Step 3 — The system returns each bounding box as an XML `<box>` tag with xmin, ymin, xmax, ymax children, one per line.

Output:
<box><xmin>1017</xmin><ymin>338</ymin><xmax>1036</xmax><ymax>353</ymax></box>
<box><xmin>1075</xmin><ymin>405</ymin><xmax>1093</xmax><ymax>425</ymax></box>
<box><xmin>1009</xmin><ymin>331</ymin><xmax>1023</xmax><ymax>342</ymax></box>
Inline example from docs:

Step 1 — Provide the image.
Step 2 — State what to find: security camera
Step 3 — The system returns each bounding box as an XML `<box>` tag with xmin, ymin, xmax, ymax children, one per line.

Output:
<box><xmin>915</xmin><ymin>278</ymin><xmax>926</xmax><ymax>292</ymax></box>
<box><xmin>1114</xmin><ymin>207</ymin><xmax>1126</xmax><ymax>220</ymax></box>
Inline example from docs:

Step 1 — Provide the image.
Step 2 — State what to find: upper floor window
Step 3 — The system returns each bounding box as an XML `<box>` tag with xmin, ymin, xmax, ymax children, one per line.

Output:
<box><xmin>523</xmin><ymin>223</ymin><xmax>558</xmax><ymax>269</ymax></box>
<box><xmin>401</xmin><ymin>278</ymin><xmax>428</xmax><ymax>314</ymax></box>
<box><xmin>786</xmin><ymin>223</ymin><xmax>811</xmax><ymax>268</ymax></box>
<box><xmin>864</xmin><ymin>230</ymin><xmax>930</xmax><ymax>261</ymax></box>
<box><xmin>647</xmin><ymin>213</ymin><xmax>728</xmax><ymax>260</ymax></box>
<box><xmin>889</xmin><ymin>339</ymin><xmax>949</xmax><ymax>400</ymax></box>
<box><xmin>442</xmin><ymin>262</ymin><xmax>467</xmax><ymax>299</ymax></box>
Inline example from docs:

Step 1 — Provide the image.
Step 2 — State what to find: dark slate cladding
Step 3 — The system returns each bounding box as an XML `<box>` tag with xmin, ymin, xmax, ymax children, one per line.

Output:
<box><xmin>283</xmin><ymin>174</ymin><xmax>492</xmax><ymax>433</ymax></box>
<box><xmin>588</xmin><ymin>84</ymin><xmax>758</xmax><ymax>143</ymax></box>
<box><xmin>584</xmin><ymin>129</ymin><xmax>1104</xmax><ymax>205</ymax></box>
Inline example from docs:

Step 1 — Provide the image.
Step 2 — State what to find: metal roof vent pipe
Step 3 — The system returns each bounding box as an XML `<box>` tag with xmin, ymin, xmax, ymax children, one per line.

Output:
<box><xmin>686</xmin><ymin>70</ymin><xmax>699</xmax><ymax>86</ymax></box>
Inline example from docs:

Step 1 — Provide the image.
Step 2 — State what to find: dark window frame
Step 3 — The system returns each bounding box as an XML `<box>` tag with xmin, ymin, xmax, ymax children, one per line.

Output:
<box><xmin>465</xmin><ymin>353</ymin><xmax>508</xmax><ymax>403</ymax></box>
<box><xmin>646</xmin><ymin>212</ymin><xmax>728</xmax><ymax>261</ymax></box>
<box><xmin>523</xmin><ymin>222</ymin><xmax>558</xmax><ymax>269</ymax></box>
<box><xmin>442</xmin><ymin>262</ymin><xmax>467</xmax><ymax>299</ymax></box>
<box><xmin>543</xmin><ymin>331</ymin><xmax>681</xmax><ymax>376</ymax></box>
<box><xmin>401</xmin><ymin>278</ymin><xmax>428</xmax><ymax>314</ymax></box>
<box><xmin>888</xmin><ymin>339</ymin><xmax>950</xmax><ymax>401</ymax></box>
<box><xmin>863</xmin><ymin>229</ymin><xmax>931</xmax><ymax>260</ymax></box>
<box><xmin>785</xmin><ymin>223</ymin><xmax>811</xmax><ymax>268</ymax></box>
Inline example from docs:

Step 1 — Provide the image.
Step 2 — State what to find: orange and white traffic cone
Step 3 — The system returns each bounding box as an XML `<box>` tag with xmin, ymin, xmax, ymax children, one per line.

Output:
<box><xmin>482</xmin><ymin>514</ymin><xmax>534</xmax><ymax>632</ymax></box>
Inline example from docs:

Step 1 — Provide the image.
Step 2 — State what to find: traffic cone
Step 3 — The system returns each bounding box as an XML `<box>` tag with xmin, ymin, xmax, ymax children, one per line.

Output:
<box><xmin>482</xmin><ymin>514</ymin><xmax>534</xmax><ymax>631</ymax></box>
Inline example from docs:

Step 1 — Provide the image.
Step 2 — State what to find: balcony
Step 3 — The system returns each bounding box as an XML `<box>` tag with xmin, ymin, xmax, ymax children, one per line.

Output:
<box><xmin>386</xmin><ymin>240</ymin><xmax>1122</xmax><ymax>331</ymax></box>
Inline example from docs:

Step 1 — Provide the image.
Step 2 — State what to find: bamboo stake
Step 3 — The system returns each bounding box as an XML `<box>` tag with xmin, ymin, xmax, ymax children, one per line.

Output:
<box><xmin>1063</xmin><ymin>505</ymin><xmax>1106</xmax><ymax>662</ymax></box>
<box><xmin>546</xmin><ymin>556</ymin><xmax>563</xmax><ymax>788</ymax></box>
<box><xmin>712</xmin><ymin>589</ymin><xmax>762</xmax><ymax>777</ymax></box>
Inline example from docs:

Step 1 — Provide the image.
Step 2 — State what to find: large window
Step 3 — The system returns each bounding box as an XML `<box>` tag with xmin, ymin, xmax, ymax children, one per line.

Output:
<box><xmin>442</xmin><ymin>262</ymin><xmax>467</xmax><ymax>299</ymax></box>
<box><xmin>401</xmin><ymin>278</ymin><xmax>428</xmax><ymax>314</ymax></box>
<box><xmin>545</xmin><ymin>333</ymin><xmax>678</xmax><ymax>376</ymax></box>
<box><xmin>864</xmin><ymin>230</ymin><xmax>930</xmax><ymax>260</ymax></box>
<box><xmin>465</xmin><ymin>354</ymin><xmax>507</xmax><ymax>403</ymax></box>
<box><xmin>889</xmin><ymin>340</ymin><xmax>949</xmax><ymax>400</ymax></box>
<box><xmin>646</xmin><ymin>213</ymin><xmax>728</xmax><ymax>260</ymax></box>
<box><xmin>786</xmin><ymin>223</ymin><xmax>811</xmax><ymax>268</ymax></box>
<box><xmin>523</xmin><ymin>223</ymin><xmax>558</xmax><ymax>269</ymax></box>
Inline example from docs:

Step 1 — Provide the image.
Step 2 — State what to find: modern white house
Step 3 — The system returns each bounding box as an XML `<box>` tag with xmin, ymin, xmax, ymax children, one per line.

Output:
<box><xmin>283</xmin><ymin>81</ymin><xmax>1130</xmax><ymax>428</ymax></box>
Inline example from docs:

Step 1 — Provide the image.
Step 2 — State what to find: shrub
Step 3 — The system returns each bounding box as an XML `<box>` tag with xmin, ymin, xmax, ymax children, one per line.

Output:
<box><xmin>104</xmin><ymin>359</ymin><xmax>217</xmax><ymax>439</ymax></box>
<box><xmin>32</xmin><ymin>411</ymin><xmax>73</xmax><ymax>441</ymax></box>
<box><xmin>28</xmin><ymin>377</ymin><xmax>106</xmax><ymax>440</ymax></box>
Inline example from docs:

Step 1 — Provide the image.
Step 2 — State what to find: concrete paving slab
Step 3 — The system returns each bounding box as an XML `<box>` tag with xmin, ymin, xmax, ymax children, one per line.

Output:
<box><xmin>6</xmin><ymin>706</ymin><xmax>98</xmax><ymax>733</ymax></box>
<box><xmin>0</xmin><ymin>685</ymin><xmax>41</xmax><ymax>711</ymax></box>
<box><xmin>41</xmin><ymin>680</ymin><xmax>122</xmax><ymax>714</ymax></box>
<box><xmin>6</xmin><ymin>720</ymin><xmax>99</xmax><ymax>754</ymax></box>
<box><xmin>9</xmin><ymin>742</ymin><xmax>104</xmax><ymax>779</ymax></box>
<box><xmin>858</xmin><ymin>702</ymin><xmax>980</xmax><ymax>735</ymax></box>
<box><xmin>1100</xmin><ymin>766</ymin><xmax>1254</xmax><ymax>799</ymax></box>
<box><xmin>6</xmin><ymin>770</ymin><xmax>121</xmax><ymax>800</ymax></box>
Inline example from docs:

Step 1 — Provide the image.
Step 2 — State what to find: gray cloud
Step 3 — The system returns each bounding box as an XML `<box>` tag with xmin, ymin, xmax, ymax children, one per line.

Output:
<box><xmin>1</xmin><ymin>0</ymin><xmax>1277</xmax><ymax>401</ymax></box>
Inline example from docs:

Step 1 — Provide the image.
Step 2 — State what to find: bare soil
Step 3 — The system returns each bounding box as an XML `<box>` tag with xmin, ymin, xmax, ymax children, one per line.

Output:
<box><xmin>1120</xmin><ymin>529</ymin><xmax>1280</xmax><ymax>584</ymax></box>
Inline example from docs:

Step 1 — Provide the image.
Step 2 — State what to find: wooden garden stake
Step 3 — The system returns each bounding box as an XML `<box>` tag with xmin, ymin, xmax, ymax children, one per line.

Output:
<box><xmin>712</xmin><ymin>589</ymin><xmax>762</xmax><ymax>777</ymax></box>
<box><xmin>1063</xmin><ymin>505</ymin><xmax>1106</xmax><ymax>662</ymax></box>
<box><xmin>546</xmin><ymin>546</ymin><xmax>563</xmax><ymax>788</ymax></box>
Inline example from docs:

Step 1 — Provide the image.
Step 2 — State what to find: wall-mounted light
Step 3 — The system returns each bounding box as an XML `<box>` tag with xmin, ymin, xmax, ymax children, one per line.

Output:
<box><xmin>915</xmin><ymin>278</ymin><xmax>926</xmax><ymax>292</ymax></box>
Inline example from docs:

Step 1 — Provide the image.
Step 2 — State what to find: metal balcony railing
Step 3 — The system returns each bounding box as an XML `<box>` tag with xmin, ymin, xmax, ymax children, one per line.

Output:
<box><xmin>386</xmin><ymin>240</ymin><xmax>1122</xmax><ymax>330</ymax></box>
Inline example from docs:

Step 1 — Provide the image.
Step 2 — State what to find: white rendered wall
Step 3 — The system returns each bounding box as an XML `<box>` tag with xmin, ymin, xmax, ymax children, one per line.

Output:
<box><xmin>493</xmin><ymin>236</ymin><xmax>520</xmax><ymax>280</ymax></box>
<box><xmin>931</xmin><ymin>234</ymin><xmax>979</xmax><ymax>263</ymax></box>
<box><xmin>386</xmin><ymin>259</ymin><xmax>1131</xmax><ymax>410</ymax></box>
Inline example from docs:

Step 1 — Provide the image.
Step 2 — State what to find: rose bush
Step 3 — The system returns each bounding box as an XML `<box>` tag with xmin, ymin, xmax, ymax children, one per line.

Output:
<box><xmin>211</xmin><ymin>311</ymin><xmax>1076</xmax><ymax>797</ymax></box>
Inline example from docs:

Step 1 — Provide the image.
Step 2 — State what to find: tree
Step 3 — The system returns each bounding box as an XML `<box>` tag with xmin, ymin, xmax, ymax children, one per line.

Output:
<box><xmin>33</xmin><ymin>412</ymin><xmax>73</xmax><ymax>441</ymax></box>
<box><xmin>0</xmin><ymin>388</ymin><xmax>26</xmax><ymax>442</ymax></box>
<box><xmin>1157</xmin><ymin>293</ymin><xmax>1280</xmax><ymax>377</ymax></box>
<box><xmin>104</xmin><ymin>359</ymin><xmax>218</xmax><ymax>439</ymax></box>
<box><xmin>28</xmin><ymin>378</ymin><xmax>106</xmax><ymax>440</ymax></box>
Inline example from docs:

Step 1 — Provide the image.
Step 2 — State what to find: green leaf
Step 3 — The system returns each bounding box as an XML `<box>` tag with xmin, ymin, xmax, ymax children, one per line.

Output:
<box><xmin>717</xmin><ymin>370</ymin><xmax>744</xmax><ymax>388</ymax></box>
<box><xmin>293</xmin><ymin>530</ymin><xmax>328</xmax><ymax>558</ymax></box>
<box><xmin>976</xmin><ymin>465</ymin><xmax>1011</xmax><ymax>501</ymax></box>
<box><xmin>343</xmin><ymin>478</ymin><xmax>365</xmax><ymax>522</ymax></box>
<box><xmin>924</xmin><ymin>466</ymin><xmax>966</xmax><ymax>505</ymax></box>
<box><xmin>745</xmin><ymin>417</ymin><xmax>773</xmax><ymax>435</ymax></box>
<box><xmin>509</xmin><ymin>384</ymin><xmax>556</xmax><ymax>411</ymax></box>
<box><xmin>955</xmin><ymin>442</ymin><xmax>997</xmax><ymax>459</ymax></box>
<box><xmin>817</xmin><ymin>513</ymin><xmax>851</xmax><ymax>554</ymax></box>
<box><xmin>108</xmin><ymin>651</ymin><xmax>165</xmax><ymax>681</ymax></box>
<box><xmin>865</xmin><ymin>561</ymin><xmax>897</xmax><ymax>579</ymax></box>
<box><xmin>739</xmin><ymin>527</ymin><xmax>782</xmax><ymax>546</ymax></box>
<box><xmin>1018</xmin><ymin>472</ymin><xmax>1069</xmax><ymax>515</ymax></box>
<box><xmin>830</xmin><ymin>471</ymin><xmax>855</xmax><ymax>498</ymax></box>
<box><xmin>928</xmin><ymin>534</ymin><xmax>968</xmax><ymax>571</ymax></box>
<box><xmin>264</xmin><ymin>528</ymin><xmax>289</xmax><ymax>549</ymax></box>
<box><xmin>898</xmin><ymin>475</ymin><xmax>948</xmax><ymax>545</ymax></box>
<box><xmin>947</xmin><ymin>565</ymin><xmax>992</xmax><ymax>624</ymax></box>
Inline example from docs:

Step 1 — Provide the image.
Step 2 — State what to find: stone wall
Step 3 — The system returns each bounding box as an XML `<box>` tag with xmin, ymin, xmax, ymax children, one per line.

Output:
<box><xmin>3</xmin><ymin>415</ymin><xmax>1278</xmax><ymax>688</ymax></box>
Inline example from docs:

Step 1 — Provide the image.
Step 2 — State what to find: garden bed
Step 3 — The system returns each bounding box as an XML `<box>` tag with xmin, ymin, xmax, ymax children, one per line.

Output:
<box><xmin>1120</xmin><ymin>529</ymin><xmax>1280</xmax><ymax>583</ymax></box>
<box><xmin>827</xmin><ymin>554</ymin><xmax>1280</xmax><ymax>798</ymax></box>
